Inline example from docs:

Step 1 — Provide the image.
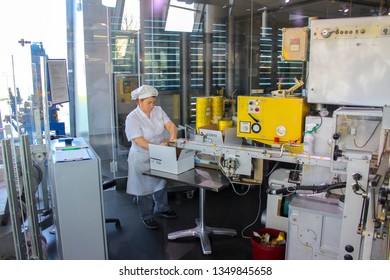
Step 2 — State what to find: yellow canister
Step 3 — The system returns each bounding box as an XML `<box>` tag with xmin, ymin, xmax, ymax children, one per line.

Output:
<box><xmin>210</xmin><ymin>96</ymin><xmax>224</xmax><ymax>120</ymax></box>
<box><xmin>218</xmin><ymin>119</ymin><xmax>233</xmax><ymax>131</ymax></box>
<box><xmin>196</xmin><ymin>97</ymin><xmax>212</xmax><ymax>131</ymax></box>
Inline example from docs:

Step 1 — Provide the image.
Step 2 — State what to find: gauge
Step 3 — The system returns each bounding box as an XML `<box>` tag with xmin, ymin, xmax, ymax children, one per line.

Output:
<box><xmin>276</xmin><ymin>125</ymin><xmax>287</xmax><ymax>136</ymax></box>
<box><xmin>240</xmin><ymin>121</ymin><xmax>251</xmax><ymax>133</ymax></box>
<box><xmin>252</xmin><ymin>123</ymin><xmax>261</xmax><ymax>133</ymax></box>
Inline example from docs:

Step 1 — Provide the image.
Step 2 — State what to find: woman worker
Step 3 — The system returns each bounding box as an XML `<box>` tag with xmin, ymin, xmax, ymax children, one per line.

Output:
<box><xmin>125</xmin><ymin>85</ymin><xmax>178</xmax><ymax>230</ymax></box>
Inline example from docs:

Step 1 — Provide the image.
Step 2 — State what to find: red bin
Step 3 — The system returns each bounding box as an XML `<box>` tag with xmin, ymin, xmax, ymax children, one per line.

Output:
<box><xmin>251</xmin><ymin>228</ymin><xmax>286</xmax><ymax>260</ymax></box>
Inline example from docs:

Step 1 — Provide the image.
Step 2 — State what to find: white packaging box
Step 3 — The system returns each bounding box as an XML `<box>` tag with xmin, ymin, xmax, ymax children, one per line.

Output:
<box><xmin>149</xmin><ymin>144</ymin><xmax>195</xmax><ymax>174</ymax></box>
<box><xmin>198</xmin><ymin>124</ymin><xmax>241</xmax><ymax>145</ymax></box>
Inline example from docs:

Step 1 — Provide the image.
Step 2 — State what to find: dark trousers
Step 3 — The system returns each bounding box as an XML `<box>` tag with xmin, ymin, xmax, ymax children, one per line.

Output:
<box><xmin>137</xmin><ymin>188</ymin><xmax>169</xmax><ymax>220</ymax></box>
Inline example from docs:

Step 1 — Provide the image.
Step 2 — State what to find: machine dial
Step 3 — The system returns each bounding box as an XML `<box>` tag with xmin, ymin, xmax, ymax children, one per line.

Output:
<box><xmin>276</xmin><ymin>125</ymin><xmax>287</xmax><ymax>137</ymax></box>
<box><xmin>251</xmin><ymin>123</ymin><xmax>261</xmax><ymax>133</ymax></box>
<box><xmin>321</xmin><ymin>28</ymin><xmax>332</xmax><ymax>38</ymax></box>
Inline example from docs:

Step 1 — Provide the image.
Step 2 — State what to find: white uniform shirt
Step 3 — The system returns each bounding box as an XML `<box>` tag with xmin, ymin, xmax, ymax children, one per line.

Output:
<box><xmin>125</xmin><ymin>105</ymin><xmax>171</xmax><ymax>195</ymax></box>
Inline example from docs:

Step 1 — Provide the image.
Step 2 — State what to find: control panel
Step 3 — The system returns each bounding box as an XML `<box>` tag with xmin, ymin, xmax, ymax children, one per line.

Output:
<box><xmin>313</xmin><ymin>24</ymin><xmax>390</xmax><ymax>40</ymax></box>
<box><xmin>307</xmin><ymin>16</ymin><xmax>390</xmax><ymax>106</ymax></box>
<box><xmin>237</xmin><ymin>96</ymin><xmax>310</xmax><ymax>150</ymax></box>
<box><xmin>248</xmin><ymin>99</ymin><xmax>261</xmax><ymax>113</ymax></box>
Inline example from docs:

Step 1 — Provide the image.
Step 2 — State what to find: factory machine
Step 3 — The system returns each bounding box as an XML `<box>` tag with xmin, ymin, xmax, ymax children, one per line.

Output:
<box><xmin>176</xmin><ymin>16</ymin><xmax>390</xmax><ymax>260</ymax></box>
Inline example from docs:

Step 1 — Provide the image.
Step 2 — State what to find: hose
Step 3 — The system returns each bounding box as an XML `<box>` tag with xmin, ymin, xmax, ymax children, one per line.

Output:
<box><xmin>267</xmin><ymin>182</ymin><xmax>346</xmax><ymax>195</ymax></box>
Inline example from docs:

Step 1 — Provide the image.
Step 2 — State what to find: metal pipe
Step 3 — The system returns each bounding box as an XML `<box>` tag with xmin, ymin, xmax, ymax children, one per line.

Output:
<box><xmin>226</xmin><ymin>15</ymin><xmax>235</xmax><ymax>97</ymax></box>
<box><xmin>204</xmin><ymin>5</ymin><xmax>216</xmax><ymax>96</ymax></box>
<box><xmin>199</xmin><ymin>188</ymin><xmax>205</xmax><ymax>230</ymax></box>
<box><xmin>180</xmin><ymin>32</ymin><xmax>189</xmax><ymax>125</ymax></box>
<box><xmin>38</xmin><ymin>56</ymin><xmax>52</xmax><ymax>209</ymax></box>
<box><xmin>204</xmin><ymin>32</ymin><xmax>212</xmax><ymax>96</ymax></box>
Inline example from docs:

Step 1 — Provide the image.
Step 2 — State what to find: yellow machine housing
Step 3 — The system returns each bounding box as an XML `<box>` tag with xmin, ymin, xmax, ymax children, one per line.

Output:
<box><xmin>237</xmin><ymin>96</ymin><xmax>310</xmax><ymax>150</ymax></box>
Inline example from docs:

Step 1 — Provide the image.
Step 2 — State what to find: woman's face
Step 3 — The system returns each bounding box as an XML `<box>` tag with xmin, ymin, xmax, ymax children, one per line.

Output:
<box><xmin>138</xmin><ymin>97</ymin><xmax>156</xmax><ymax>115</ymax></box>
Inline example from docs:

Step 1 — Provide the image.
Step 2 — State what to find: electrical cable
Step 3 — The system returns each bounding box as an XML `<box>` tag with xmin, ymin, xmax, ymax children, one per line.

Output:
<box><xmin>358</xmin><ymin>195</ymin><xmax>367</xmax><ymax>231</ymax></box>
<box><xmin>298</xmin><ymin>182</ymin><xmax>346</xmax><ymax>192</ymax></box>
<box><xmin>353</xmin><ymin>183</ymin><xmax>367</xmax><ymax>195</ymax></box>
<box><xmin>268</xmin><ymin>182</ymin><xmax>346</xmax><ymax>195</ymax></box>
<box><xmin>216</xmin><ymin>154</ymin><xmax>251</xmax><ymax>196</ymax></box>
<box><xmin>264</xmin><ymin>161</ymin><xmax>279</xmax><ymax>177</ymax></box>
<box><xmin>313</xmin><ymin>110</ymin><xmax>323</xmax><ymax>130</ymax></box>
<box><xmin>353</xmin><ymin>121</ymin><xmax>382</xmax><ymax>149</ymax></box>
<box><xmin>213</xmin><ymin>153</ymin><xmax>258</xmax><ymax>239</ymax></box>
<box><xmin>240</xmin><ymin>181</ymin><xmax>262</xmax><ymax>239</ymax></box>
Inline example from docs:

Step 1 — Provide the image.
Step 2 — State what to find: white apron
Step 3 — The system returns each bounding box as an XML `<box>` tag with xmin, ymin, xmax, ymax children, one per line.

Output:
<box><xmin>125</xmin><ymin>106</ymin><xmax>170</xmax><ymax>196</ymax></box>
<box><xmin>126</xmin><ymin>149</ymin><xmax>165</xmax><ymax>196</ymax></box>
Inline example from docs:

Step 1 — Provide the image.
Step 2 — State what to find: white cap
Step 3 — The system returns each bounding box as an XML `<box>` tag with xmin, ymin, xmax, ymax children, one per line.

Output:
<box><xmin>131</xmin><ymin>85</ymin><xmax>159</xmax><ymax>100</ymax></box>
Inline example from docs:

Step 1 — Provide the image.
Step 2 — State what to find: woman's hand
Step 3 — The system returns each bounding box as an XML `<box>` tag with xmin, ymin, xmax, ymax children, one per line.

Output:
<box><xmin>165</xmin><ymin>121</ymin><xmax>178</xmax><ymax>143</ymax></box>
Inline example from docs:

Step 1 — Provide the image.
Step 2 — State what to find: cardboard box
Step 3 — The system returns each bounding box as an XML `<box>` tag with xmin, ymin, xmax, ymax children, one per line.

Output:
<box><xmin>198</xmin><ymin>124</ymin><xmax>241</xmax><ymax>145</ymax></box>
<box><xmin>149</xmin><ymin>144</ymin><xmax>195</xmax><ymax>174</ymax></box>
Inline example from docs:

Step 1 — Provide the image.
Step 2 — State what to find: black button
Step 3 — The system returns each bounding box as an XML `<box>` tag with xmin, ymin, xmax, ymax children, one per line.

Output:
<box><xmin>345</xmin><ymin>245</ymin><xmax>354</xmax><ymax>253</ymax></box>
<box><xmin>344</xmin><ymin>254</ymin><xmax>353</xmax><ymax>260</ymax></box>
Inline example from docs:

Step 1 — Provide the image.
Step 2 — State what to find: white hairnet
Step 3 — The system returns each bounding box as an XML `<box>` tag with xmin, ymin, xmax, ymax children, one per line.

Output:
<box><xmin>131</xmin><ymin>85</ymin><xmax>159</xmax><ymax>100</ymax></box>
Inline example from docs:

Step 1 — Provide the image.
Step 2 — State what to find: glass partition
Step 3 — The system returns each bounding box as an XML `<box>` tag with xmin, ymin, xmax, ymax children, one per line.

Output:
<box><xmin>80</xmin><ymin>0</ymin><xmax>308</xmax><ymax>179</ymax></box>
<box><xmin>78</xmin><ymin>0</ymin><xmax>379</xmax><ymax>180</ymax></box>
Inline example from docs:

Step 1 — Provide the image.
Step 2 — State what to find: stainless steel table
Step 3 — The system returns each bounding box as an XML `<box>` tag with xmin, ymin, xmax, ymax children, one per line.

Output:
<box><xmin>143</xmin><ymin>167</ymin><xmax>237</xmax><ymax>254</ymax></box>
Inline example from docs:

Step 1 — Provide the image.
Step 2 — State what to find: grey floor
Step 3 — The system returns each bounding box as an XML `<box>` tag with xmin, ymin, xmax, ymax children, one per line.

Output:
<box><xmin>44</xmin><ymin>179</ymin><xmax>266</xmax><ymax>260</ymax></box>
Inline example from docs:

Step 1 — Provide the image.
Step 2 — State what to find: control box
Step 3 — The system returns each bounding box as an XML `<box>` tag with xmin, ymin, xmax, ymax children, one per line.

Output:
<box><xmin>237</xmin><ymin>96</ymin><xmax>310</xmax><ymax>149</ymax></box>
<box><xmin>281</xmin><ymin>27</ymin><xmax>309</xmax><ymax>61</ymax></box>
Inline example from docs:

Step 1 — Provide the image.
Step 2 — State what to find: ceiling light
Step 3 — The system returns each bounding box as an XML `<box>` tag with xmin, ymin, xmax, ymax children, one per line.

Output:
<box><xmin>165</xmin><ymin>0</ymin><xmax>195</xmax><ymax>32</ymax></box>
<box><xmin>102</xmin><ymin>0</ymin><xmax>116</xmax><ymax>8</ymax></box>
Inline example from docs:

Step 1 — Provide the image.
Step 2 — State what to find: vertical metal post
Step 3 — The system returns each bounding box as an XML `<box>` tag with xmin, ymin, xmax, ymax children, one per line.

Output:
<box><xmin>198</xmin><ymin>188</ymin><xmax>205</xmax><ymax>230</ymax></box>
<box><xmin>249</xmin><ymin>0</ymin><xmax>253</xmax><ymax>92</ymax></box>
<box><xmin>204</xmin><ymin>33</ymin><xmax>213</xmax><ymax>96</ymax></box>
<box><xmin>226</xmin><ymin>15</ymin><xmax>235</xmax><ymax>97</ymax></box>
<box><xmin>204</xmin><ymin>32</ymin><xmax>212</xmax><ymax>96</ymax></box>
<box><xmin>39</xmin><ymin>56</ymin><xmax>52</xmax><ymax>210</ymax></box>
<box><xmin>20</xmin><ymin>135</ymin><xmax>43</xmax><ymax>259</ymax></box>
<box><xmin>180</xmin><ymin>33</ymin><xmax>189</xmax><ymax>126</ymax></box>
<box><xmin>204</xmin><ymin>5</ymin><xmax>215</xmax><ymax>96</ymax></box>
<box><xmin>40</xmin><ymin>56</ymin><xmax>52</xmax><ymax>159</ymax></box>
<box><xmin>1</xmin><ymin>139</ymin><xmax>26</xmax><ymax>259</ymax></box>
